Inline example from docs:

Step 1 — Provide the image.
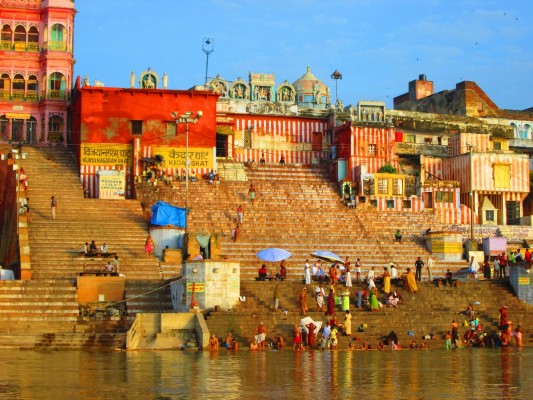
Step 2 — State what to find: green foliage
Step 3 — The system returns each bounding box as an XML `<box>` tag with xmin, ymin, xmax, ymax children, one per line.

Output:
<box><xmin>378</xmin><ymin>164</ymin><xmax>398</xmax><ymax>174</ymax></box>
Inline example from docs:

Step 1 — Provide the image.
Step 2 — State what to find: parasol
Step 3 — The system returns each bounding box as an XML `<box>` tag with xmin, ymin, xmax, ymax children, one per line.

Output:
<box><xmin>257</xmin><ymin>248</ymin><xmax>292</xmax><ymax>262</ymax></box>
<box><xmin>311</xmin><ymin>250</ymin><xmax>345</xmax><ymax>265</ymax></box>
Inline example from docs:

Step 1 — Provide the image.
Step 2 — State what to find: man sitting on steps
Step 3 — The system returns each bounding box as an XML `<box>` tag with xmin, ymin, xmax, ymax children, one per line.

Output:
<box><xmin>258</xmin><ymin>264</ymin><xmax>267</xmax><ymax>280</ymax></box>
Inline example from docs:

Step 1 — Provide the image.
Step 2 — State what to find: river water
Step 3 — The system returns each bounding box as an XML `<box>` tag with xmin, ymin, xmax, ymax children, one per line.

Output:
<box><xmin>1</xmin><ymin>348</ymin><xmax>531</xmax><ymax>399</ymax></box>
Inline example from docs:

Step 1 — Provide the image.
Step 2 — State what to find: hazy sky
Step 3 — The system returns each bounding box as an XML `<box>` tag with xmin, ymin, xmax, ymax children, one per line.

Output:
<box><xmin>74</xmin><ymin>0</ymin><xmax>533</xmax><ymax>111</ymax></box>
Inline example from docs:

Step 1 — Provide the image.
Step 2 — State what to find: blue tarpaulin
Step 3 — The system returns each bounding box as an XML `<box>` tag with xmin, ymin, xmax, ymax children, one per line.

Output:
<box><xmin>150</xmin><ymin>201</ymin><xmax>186</xmax><ymax>228</ymax></box>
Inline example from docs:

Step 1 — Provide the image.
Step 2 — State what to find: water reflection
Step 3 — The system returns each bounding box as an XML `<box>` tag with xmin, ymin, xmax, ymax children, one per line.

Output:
<box><xmin>0</xmin><ymin>349</ymin><xmax>531</xmax><ymax>399</ymax></box>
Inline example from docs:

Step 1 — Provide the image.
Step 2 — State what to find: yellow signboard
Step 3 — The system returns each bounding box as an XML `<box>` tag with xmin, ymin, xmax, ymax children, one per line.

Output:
<box><xmin>81</xmin><ymin>144</ymin><xmax>133</xmax><ymax>166</ymax></box>
<box><xmin>187</xmin><ymin>282</ymin><xmax>205</xmax><ymax>293</ymax></box>
<box><xmin>6</xmin><ymin>113</ymin><xmax>31</xmax><ymax>120</ymax></box>
<box><xmin>518</xmin><ymin>277</ymin><xmax>530</xmax><ymax>286</ymax></box>
<box><xmin>431</xmin><ymin>242</ymin><xmax>463</xmax><ymax>253</ymax></box>
<box><xmin>153</xmin><ymin>146</ymin><xmax>213</xmax><ymax>169</ymax></box>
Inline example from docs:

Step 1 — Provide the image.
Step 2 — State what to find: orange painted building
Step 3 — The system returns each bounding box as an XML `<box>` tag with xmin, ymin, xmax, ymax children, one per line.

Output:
<box><xmin>70</xmin><ymin>78</ymin><xmax>219</xmax><ymax>198</ymax></box>
<box><xmin>422</xmin><ymin>133</ymin><xmax>529</xmax><ymax>225</ymax></box>
<box><xmin>0</xmin><ymin>0</ymin><xmax>75</xmax><ymax>144</ymax></box>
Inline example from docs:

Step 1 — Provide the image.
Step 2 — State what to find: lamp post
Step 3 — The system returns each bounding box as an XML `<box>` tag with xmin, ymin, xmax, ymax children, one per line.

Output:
<box><xmin>331</xmin><ymin>69</ymin><xmax>342</xmax><ymax>104</ymax></box>
<box><xmin>467</xmin><ymin>143</ymin><xmax>475</xmax><ymax>242</ymax></box>
<box><xmin>171</xmin><ymin>111</ymin><xmax>203</xmax><ymax>248</ymax></box>
<box><xmin>202</xmin><ymin>38</ymin><xmax>214</xmax><ymax>86</ymax></box>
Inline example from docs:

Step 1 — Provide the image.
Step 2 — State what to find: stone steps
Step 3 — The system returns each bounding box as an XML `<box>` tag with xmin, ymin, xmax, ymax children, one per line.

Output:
<box><xmin>205</xmin><ymin>280</ymin><xmax>533</xmax><ymax>349</ymax></box>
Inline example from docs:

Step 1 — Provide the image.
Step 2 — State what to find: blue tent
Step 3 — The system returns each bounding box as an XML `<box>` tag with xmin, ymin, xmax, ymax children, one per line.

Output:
<box><xmin>150</xmin><ymin>201</ymin><xmax>186</xmax><ymax>228</ymax></box>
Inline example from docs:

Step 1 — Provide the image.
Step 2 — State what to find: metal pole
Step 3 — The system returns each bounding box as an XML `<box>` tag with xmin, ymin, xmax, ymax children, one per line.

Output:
<box><xmin>185</xmin><ymin>119</ymin><xmax>189</xmax><ymax>235</ymax></box>
<box><xmin>204</xmin><ymin>53</ymin><xmax>209</xmax><ymax>85</ymax></box>
<box><xmin>469</xmin><ymin>145</ymin><xmax>474</xmax><ymax>241</ymax></box>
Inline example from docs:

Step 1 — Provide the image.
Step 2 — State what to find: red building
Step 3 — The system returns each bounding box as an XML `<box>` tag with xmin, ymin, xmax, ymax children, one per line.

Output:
<box><xmin>70</xmin><ymin>77</ymin><xmax>219</xmax><ymax>198</ymax></box>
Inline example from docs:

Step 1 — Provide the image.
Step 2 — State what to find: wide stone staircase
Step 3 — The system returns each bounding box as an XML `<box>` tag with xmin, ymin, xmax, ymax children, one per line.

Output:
<box><xmin>22</xmin><ymin>146</ymin><xmax>161</xmax><ymax>280</ymax></box>
<box><xmin>206</xmin><ymin>279</ymin><xmax>533</xmax><ymax>349</ymax></box>
<box><xmin>137</xmin><ymin>164</ymin><xmax>466</xmax><ymax>281</ymax></box>
<box><xmin>0</xmin><ymin>146</ymin><xmax>176</xmax><ymax>348</ymax></box>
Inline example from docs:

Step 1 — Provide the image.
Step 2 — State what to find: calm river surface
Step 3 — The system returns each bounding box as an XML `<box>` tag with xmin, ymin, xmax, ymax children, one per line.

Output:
<box><xmin>1</xmin><ymin>348</ymin><xmax>532</xmax><ymax>399</ymax></box>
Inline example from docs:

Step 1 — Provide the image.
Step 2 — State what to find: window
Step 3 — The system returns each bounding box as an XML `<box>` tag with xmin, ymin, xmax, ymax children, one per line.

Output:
<box><xmin>14</xmin><ymin>26</ymin><xmax>26</xmax><ymax>43</ymax></box>
<box><xmin>51</xmin><ymin>24</ymin><xmax>64</xmax><ymax>41</ymax></box>
<box><xmin>27</xmin><ymin>75</ymin><xmax>38</xmax><ymax>91</ymax></box>
<box><xmin>392</xmin><ymin>179</ymin><xmax>403</xmax><ymax>195</ymax></box>
<box><xmin>48</xmin><ymin>115</ymin><xmax>63</xmax><ymax>132</ymax></box>
<box><xmin>28</xmin><ymin>26</ymin><xmax>38</xmax><ymax>44</ymax></box>
<box><xmin>49</xmin><ymin>72</ymin><xmax>65</xmax><ymax>91</ymax></box>
<box><xmin>386</xmin><ymin>199</ymin><xmax>395</xmax><ymax>209</ymax></box>
<box><xmin>368</xmin><ymin>144</ymin><xmax>376</xmax><ymax>155</ymax></box>
<box><xmin>13</xmin><ymin>74</ymin><xmax>25</xmax><ymax>91</ymax></box>
<box><xmin>486</xmin><ymin>210</ymin><xmax>495</xmax><ymax>222</ymax></box>
<box><xmin>406</xmin><ymin>135</ymin><xmax>416</xmax><ymax>143</ymax></box>
<box><xmin>0</xmin><ymin>74</ymin><xmax>10</xmax><ymax>92</ymax></box>
<box><xmin>402</xmin><ymin>199</ymin><xmax>412</xmax><ymax>209</ymax></box>
<box><xmin>166</xmin><ymin>122</ymin><xmax>175</xmax><ymax>136</ymax></box>
<box><xmin>377</xmin><ymin>178</ymin><xmax>388</xmax><ymax>194</ymax></box>
<box><xmin>493</xmin><ymin>141</ymin><xmax>501</xmax><ymax>151</ymax></box>
<box><xmin>436</xmin><ymin>191</ymin><xmax>453</xmax><ymax>203</ymax></box>
<box><xmin>1</xmin><ymin>25</ymin><xmax>12</xmax><ymax>43</ymax></box>
<box><xmin>131</xmin><ymin>120</ymin><xmax>143</xmax><ymax>135</ymax></box>
<box><xmin>493</xmin><ymin>164</ymin><xmax>510</xmax><ymax>188</ymax></box>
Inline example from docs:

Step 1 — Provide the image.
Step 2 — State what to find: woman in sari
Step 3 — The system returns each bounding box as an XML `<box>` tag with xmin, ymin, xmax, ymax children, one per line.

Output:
<box><xmin>344</xmin><ymin>310</ymin><xmax>352</xmax><ymax>336</ymax></box>
<box><xmin>383</xmin><ymin>267</ymin><xmax>391</xmax><ymax>295</ymax></box>
<box><xmin>403</xmin><ymin>268</ymin><xmax>418</xmax><ymax>294</ymax></box>
<box><xmin>369</xmin><ymin>288</ymin><xmax>379</xmax><ymax>311</ymax></box>
<box><xmin>341</xmin><ymin>288</ymin><xmax>350</xmax><ymax>312</ymax></box>
<box><xmin>326</xmin><ymin>289</ymin><xmax>335</xmax><ymax>316</ymax></box>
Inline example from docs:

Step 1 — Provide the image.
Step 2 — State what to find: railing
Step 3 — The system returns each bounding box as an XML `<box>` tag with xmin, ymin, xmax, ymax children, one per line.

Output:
<box><xmin>396</xmin><ymin>142</ymin><xmax>451</xmax><ymax>157</ymax></box>
<box><xmin>0</xmin><ymin>91</ymin><xmax>9</xmax><ymax>100</ymax></box>
<box><xmin>48</xmin><ymin>41</ymin><xmax>67</xmax><ymax>51</ymax></box>
<box><xmin>0</xmin><ymin>42</ymin><xmax>12</xmax><ymax>50</ymax></box>
<box><xmin>47</xmin><ymin>90</ymin><xmax>66</xmax><ymax>100</ymax></box>
<box><xmin>126</xmin><ymin>314</ymin><xmax>142</xmax><ymax>349</ymax></box>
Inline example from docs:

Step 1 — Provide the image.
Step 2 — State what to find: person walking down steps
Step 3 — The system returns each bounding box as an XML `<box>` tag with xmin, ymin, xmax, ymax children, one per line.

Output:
<box><xmin>50</xmin><ymin>196</ymin><xmax>57</xmax><ymax>220</ymax></box>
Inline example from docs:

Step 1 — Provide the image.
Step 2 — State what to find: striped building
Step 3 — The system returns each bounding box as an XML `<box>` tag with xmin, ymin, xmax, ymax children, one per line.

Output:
<box><xmin>228</xmin><ymin>115</ymin><xmax>329</xmax><ymax>165</ymax></box>
<box><xmin>423</xmin><ymin>133</ymin><xmax>529</xmax><ymax>225</ymax></box>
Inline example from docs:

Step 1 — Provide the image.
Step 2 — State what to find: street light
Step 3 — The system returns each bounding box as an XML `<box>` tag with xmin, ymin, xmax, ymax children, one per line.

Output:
<box><xmin>202</xmin><ymin>38</ymin><xmax>214</xmax><ymax>86</ymax></box>
<box><xmin>331</xmin><ymin>69</ymin><xmax>342</xmax><ymax>104</ymax></box>
<box><xmin>171</xmin><ymin>111</ymin><xmax>203</xmax><ymax>255</ymax></box>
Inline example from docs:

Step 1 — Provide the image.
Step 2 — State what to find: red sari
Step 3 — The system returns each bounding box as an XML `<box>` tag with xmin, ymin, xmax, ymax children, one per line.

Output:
<box><xmin>327</xmin><ymin>292</ymin><xmax>335</xmax><ymax>316</ymax></box>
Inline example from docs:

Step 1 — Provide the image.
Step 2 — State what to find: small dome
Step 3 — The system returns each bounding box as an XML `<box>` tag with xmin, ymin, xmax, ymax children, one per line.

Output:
<box><xmin>292</xmin><ymin>66</ymin><xmax>330</xmax><ymax>109</ymax></box>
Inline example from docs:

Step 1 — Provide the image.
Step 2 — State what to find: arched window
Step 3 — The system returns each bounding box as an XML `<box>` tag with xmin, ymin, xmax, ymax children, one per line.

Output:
<box><xmin>0</xmin><ymin>74</ymin><xmax>10</xmax><ymax>98</ymax></box>
<box><xmin>13</xmin><ymin>74</ymin><xmax>26</xmax><ymax>94</ymax></box>
<box><xmin>14</xmin><ymin>25</ymin><xmax>26</xmax><ymax>43</ymax></box>
<box><xmin>49</xmin><ymin>72</ymin><xmax>66</xmax><ymax>98</ymax></box>
<box><xmin>28</xmin><ymin>26</ymin><xmax>39</xmax><ymax>51</ymax></box>
<box><xmin>1</xmin><ymin>25</ymin><xmax>12</xmax><ymax>49</ymax></box>
<box><xmin>49</xmin><ymin>72</ymin><xmax>65</xmax><ymax>90</ymax></box>
<box><xmin>26</xmin><ymin>116</ymin><xmax>37</xmax><ymax>144</ymax></box>
<box><xmin>48</xmin><ymin>115</ymin><xmax>63</xmax><ymax>133</ymax></box>
<box><xmin>50</xmin><ymin>24</ymin><xmax>65</xmax><ymax>50</ymax></box>
<box><xmin>27</xmin><ymin>75</ymin><xmax>38</xmax><ymax>91</ymax></box>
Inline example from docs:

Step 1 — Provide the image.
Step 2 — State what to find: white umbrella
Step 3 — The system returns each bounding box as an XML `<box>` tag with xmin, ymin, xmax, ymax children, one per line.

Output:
<box><xmin>257</xmin><ymin>248</ymin><xmax>292</xmax><ymax>262</ymax></box>
<box><xmin>311</xmin><ymin>250</ymin><xmax>345</xmax><ymax>265</ymax></box>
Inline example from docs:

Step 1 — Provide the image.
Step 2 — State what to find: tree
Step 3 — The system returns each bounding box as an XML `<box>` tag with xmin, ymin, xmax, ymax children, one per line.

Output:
<box><xmin>378</xmin><ymin>164</ymin><xmax>398</xmax><ymax>174</ymax></box>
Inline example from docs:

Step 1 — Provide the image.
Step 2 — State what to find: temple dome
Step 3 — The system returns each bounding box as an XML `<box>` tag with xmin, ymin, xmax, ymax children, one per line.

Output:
<box><xmin>292</xmin><ymin>66</ymin><xmax>330</xmax><ymax>109</ymax></box>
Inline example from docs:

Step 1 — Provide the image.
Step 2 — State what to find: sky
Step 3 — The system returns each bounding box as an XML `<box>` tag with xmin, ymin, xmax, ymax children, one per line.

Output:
<box><xmin>74</xmin><ymin>0</ymin><xmax>533</xmax><ymax>111</ymax></box>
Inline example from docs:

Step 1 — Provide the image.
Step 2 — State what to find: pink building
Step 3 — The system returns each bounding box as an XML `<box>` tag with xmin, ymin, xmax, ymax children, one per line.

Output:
<box><xmin>0</xmin><ymin>0</ymin><xmax>75</xmax><ymax>144</ymax></box>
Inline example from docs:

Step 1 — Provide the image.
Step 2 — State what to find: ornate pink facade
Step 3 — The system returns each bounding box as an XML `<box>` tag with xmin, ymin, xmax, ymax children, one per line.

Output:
<box><xmin>0</xmin><ymin>0</ymin><xmax>75</xmax><ymax>144</ymax></box>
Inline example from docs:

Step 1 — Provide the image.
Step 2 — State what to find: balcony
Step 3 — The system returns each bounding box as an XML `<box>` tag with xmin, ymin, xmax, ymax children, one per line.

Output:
<box><xmin>47</xmin><ymin>90</ymin><xmax>66</xmax><ymax>100</ymax></box>
<box><xmin>0</xmin><ymin>91</ymin><xmax>9</xmax><ymax>100</ymax></box>
<box><xmin>396</xmin><ymin>142</ymin><xmax>451</xmax><ymax>157</ymax></box>
<box><xmin>509</xmin><ymin>138</ymin><xmax>533</xmax><ymax>149</ymax></box>
<box><xmin>48</xmin><ymin>41</ymin><xmax>67</xmax><ymax>51</ymax></box>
